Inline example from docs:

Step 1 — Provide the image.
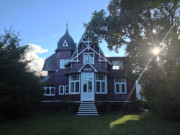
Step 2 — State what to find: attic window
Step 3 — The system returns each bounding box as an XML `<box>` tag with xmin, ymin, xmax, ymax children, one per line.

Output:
<box><xmin>83</xmin><ymin>53</ymin><xmax>94</xmax><ymax>64</ymax></box>
<box><xmin>63</xmin><ymin>40</ymin><xmax>68</xmax><ymax>46</ymax></box>
<box><xmin>60</xmin><ymin>59</ymin><xmax>70</xmax><ymax>69</ymax></box>
<box><xmin>112</xmin><ymin>60</ymin><xmax>123</xmax><ymax>70</ymax></box>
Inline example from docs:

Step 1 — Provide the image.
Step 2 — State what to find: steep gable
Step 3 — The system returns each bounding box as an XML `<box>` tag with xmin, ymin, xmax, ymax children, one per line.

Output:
<box><xmin>67</xmin><ymin>32</ymin><xmax>112</xmax><ymax>65</ymax></box>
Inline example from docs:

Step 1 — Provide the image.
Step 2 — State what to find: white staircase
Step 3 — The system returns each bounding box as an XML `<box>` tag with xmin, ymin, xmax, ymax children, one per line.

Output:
<box><xmin>77</xmin><ymin>101</ymin><xmax>99</xmax><ymax>116</ymax></box>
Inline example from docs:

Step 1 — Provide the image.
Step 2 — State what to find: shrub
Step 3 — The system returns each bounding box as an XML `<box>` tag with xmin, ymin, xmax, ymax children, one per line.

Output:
<box><xmin>0</xmin><ymin>29</ymin><xmax>43</xmax><ymax>118</ymax></box>
<box><xmin>132</xmin><ymin>99</ymin><xmax>148</xmax><ymax>112</ymax></box>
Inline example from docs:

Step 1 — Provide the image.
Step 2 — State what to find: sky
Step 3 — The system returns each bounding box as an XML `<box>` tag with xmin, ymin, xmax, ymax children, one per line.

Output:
<box><xmin>0</xmin><ymin>0</ymin><xmax>126</xmax><ymax>72</ymax></box>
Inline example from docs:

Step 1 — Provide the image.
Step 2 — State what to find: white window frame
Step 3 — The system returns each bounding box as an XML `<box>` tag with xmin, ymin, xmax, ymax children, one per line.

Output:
<box><xmin>95</xmin><ymin>74</ymin><xmax>107</xmax><ymax>94</ymax></box>
<box><xmin>83</xmin><ymin>53</ymin><xmax>94</xmax><ymax>64</ymax></box>
<box><xmin>62</xmin><ymin>40</ymin><xmax>68</xmax><ymax>46</ymax></box>
<box><xmin>43</xmin><ymin>86</ymin><xmax>55</xmax><ymax>96</ymax></box>
<box><xmin>65</xmin><ymin>85</ymin><xmax>69</xmax><ymax>95</ymax></box>
<box><xmin>69</xmin><ymin>75</ymin><xmax>80</xmax><ymax>94</ymax></box>
<box><xmin>114</xmin><ymin>79</ymin><xmax>127</xmax><ymax>94</ymax></box>
<box><xmin>112</xmin><ymin>60</ymin><xmax>123</xmax><ymax>70</ymax></box>
<box><xmin>59</xmin><ymin>85</ymin><xmax>64</xmax><ymax>95</ymax></box>
<box><xmin>60</xmin><ymin>59</ymin><xmax>70</xmax><ymax>69</ymax></box>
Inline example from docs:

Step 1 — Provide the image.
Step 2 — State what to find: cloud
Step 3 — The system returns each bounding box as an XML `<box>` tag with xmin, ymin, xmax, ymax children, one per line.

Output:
<box><xmin>27</xmin><ymin>44</ymin><xmax>48</xmax><ymax>54</ymax></box>
<box><xmin>24</xmin><ymin>44</ymin><xmax>48</xmax><ymax>76</ymax></box>
<box><xmin>105</xmin><ymin>54</ymin><xmax>111</xmax><ymax>57</ymax></box>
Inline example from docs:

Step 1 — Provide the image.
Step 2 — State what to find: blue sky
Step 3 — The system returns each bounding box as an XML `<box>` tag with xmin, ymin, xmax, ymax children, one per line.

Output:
<box><xmin>0</xmin><ymin>0</ymin><xmax>125</xmax><ymax>59</ymax></box>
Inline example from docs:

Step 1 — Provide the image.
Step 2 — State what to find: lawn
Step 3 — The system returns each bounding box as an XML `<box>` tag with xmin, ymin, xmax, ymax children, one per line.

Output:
<box><xmin>0</xmin><ymin>112</ymin><xmax>179</xmax><ymax>135</ymax></box>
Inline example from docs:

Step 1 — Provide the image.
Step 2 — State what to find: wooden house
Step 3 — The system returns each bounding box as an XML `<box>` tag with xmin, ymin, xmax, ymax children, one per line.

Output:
<box><xmin>42</xmin><ymin>27</ymin><xmax>136</xmax><ymax>115</ymax></box>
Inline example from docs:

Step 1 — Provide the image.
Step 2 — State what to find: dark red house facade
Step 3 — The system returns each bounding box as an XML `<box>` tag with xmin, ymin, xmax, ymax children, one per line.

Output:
<box><xmin>42</xmin><ymin>28</ymin><xmax>136</xmax><ymax>104</ymax></box>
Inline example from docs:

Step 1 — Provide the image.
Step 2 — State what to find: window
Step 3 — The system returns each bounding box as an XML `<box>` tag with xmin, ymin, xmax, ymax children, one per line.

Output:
<box><xmin>83</xmin><ymin>53</ymin><xmax>94</xmax><ymax>64</ymax></box>
<box><xmin>112</xmin><ymin>60</ymin><xmax>123</xmax><ymax>70</ymax></box>
<box><xmin>65</xmin><ymin>86</ymin><xmax>69</xmax><ymax>95</ymax></box>
<box><xmin>59</xmin><ymin>85</ymin><xmax>69</xmax><ymax>95</ymax></box>
<box><xmin>114</xmin><ymin>79</ymin><xmax>127</xmax><ymax>94</ymax></box>
<box><xmin>62</xmin><ymin>40</ymin><xmax>68</xmax><ymax>46</ymax></box>
<box><xmin>43</xmin><ymin>86</ymin><xmax>55</xmax><ymax>96</ymax></box>
<box><xmin>69</xmin><ymin>75</ymin><xmax>80</xmax><ymax>94</ymax></box>
<box><xmin>60</xmin><ymin>59</ymin><xmax>70</xmax><ymax>69</ymax></box>
<box><xmin>59</xmin><ymin>86</ymin><xmax>64</xmax><ymax>95</ymax></box>
<box><xmin>95</xmin><ymin>74</ymin><xmax>107</xmax><ymax>94</ymax></box>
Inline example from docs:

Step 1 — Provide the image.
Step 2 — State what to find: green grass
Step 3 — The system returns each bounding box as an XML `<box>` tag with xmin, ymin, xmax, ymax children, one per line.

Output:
<box><xmin>0</xmin><ymin>112</ymin><xmax>180</xmax><ymax>135</ymax></box>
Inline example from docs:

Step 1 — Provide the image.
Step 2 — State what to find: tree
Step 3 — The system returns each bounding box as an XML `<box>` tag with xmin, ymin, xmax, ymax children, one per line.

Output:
<box><xmin>0</xmin><ymin>29</ymin><xmax>43</xmax><ymax>118</ymax></box>
<box><xmin>120</xmin><ymin>0</ymin><xmax>178</xmax><ymax>10</ymax></box>
<box><xmin>85</xmin><ymin>0</ymin><xmax>180</xmax><ymax>119</ymax></box>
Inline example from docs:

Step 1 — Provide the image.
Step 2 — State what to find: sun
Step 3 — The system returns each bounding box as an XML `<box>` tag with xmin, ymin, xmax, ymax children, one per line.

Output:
<box><xmin>152</xmin><ymin>47</ymin><xmax>160</xmax><ymax>55</ymax></box>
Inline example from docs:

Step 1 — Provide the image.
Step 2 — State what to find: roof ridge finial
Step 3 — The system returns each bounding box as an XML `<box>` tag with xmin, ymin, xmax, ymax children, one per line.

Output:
<box><xmin>66</xmin><ymin>22</ymin><xmax>68</xmax><ymax>32</ymax></box>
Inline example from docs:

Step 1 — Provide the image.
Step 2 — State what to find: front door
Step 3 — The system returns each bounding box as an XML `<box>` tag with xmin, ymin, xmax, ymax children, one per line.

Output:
<box><xmin>81</xmin><ymin>73</ymin><xmax>94</xmax><ymax>101</ymax></box>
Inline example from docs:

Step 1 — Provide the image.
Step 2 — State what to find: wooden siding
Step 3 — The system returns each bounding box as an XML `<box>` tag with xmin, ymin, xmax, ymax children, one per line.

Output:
<box><xmin>44</xmin><ymin>36</ymin><xmax>136</xmax><ymax>102</ymax></box>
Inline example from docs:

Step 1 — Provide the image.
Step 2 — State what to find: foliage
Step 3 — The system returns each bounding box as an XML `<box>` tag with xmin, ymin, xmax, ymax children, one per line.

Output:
<box><xmin>0</xmin><ymin>29</ymin><xmax>43</xmax><ymax>118</ymax></box>
<box><xmin>61</xmin><ymin>99</ymin><xmax>79</xmax><ymax>112</ymax></box>
<box><xmin>132</xmin><ymin>99</ymin><xmax>148</xmax><ymax>112</ymax></box>
<box><xmin>86</xmin><ymin>0</ymin><xmax>180</xmax><ymax>119</ymax></box>
<box><xmin>143</xmin><ymin>61</ymin><xmax>180</xmax><ymax>120</ymax></box>
<box><xmin>120</xmin><ymin>0</ymin><xmax>179</xmax><ymax>10</ymax></box>
<box><xmin>96</xmin><ymin>102</ymin><xmax>106</xmax><ymax>112</ymax></box>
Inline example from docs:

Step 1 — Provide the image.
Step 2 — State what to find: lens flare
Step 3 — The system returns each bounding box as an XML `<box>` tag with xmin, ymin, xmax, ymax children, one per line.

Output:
<box><xmin>152</xmin><ymin>47</ymin><xmax>160</xmax><ymax>55</ymax></box>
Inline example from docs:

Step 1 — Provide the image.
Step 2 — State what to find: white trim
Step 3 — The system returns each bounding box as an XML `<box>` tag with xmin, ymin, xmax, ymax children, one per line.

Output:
<box><xmin>95</xmin><ymin>74</ymin><xmax>107</xmax><ymax>94</ymax></box>
<box><xmin>68</xmin><ymin>32</ymin><xmax>87</xmax><ymax>62</ymax></box>
<box><xmin>41</xmin><ymin>100</ymin><xmax>81</xmax><ymax>103</ymax></box>
<box><xmin>70</xmin><ymin>47</ymin><xmax>88</xmax><ymax>62</ymax></box>
<box><xmin>77</xmin><ymin>39</ymin><xmax>112</xmax><ymax>65</ymax></box>
<box><xmin>71</xmin><ymin>60</ymin><xmax>80</xmax><ymax>62</ymax></box>
<box><xmin>59</xmin><ymin>85</ymin><xmax>64</xmax><ymax>95</ymax></box>
<box><xmin>97</xmin><ymin>43</ymin><xmax>110</xmax><ymax>62</ymax></box>
<box><xmin>43</xmin><ymin>86</ymin><xmax>55</xmax><ymax>96</ymax></box>
<box><xmin>70</xmin><ymin>43</ymin><xmax>107</xmax><ymax>64</ymax></box>
<box><xmin>78</xmin><ymin>63</ymin><xmax>97</xmax><ymax>72</ymax></box>
<box><xmin>83</xmin><ymin>52</ymin><xmax>94</xmax><ymax>64</ymax></box>
<box><xmin>77</xmin><ymin>46</ymin><xmax>79</xmax><ymax>61</ymax></box>
<box><xmin>69</xmin><ymin>75</ymin><xmax>80</xmax><ymax>94</ymax></box>
<box><xmin>62</xmin><ymin>40</ymin><xmax>68</xmax><ymax>46</ymax></box>
<box><xmin>60</xmin><ymin>59</ymin><xmax>70</xmax><ymax>69</ymax></box>
<box><xmin>88</xmin><ymin>47</ymin><xmax>112</xmax><ymax>65</ymax></box>
<box><xmin>81</xmin><ymin>73</ymin><xmax>95</xmax><ymax>101</ymax></box>
<box><xmin>41</xmin><ymin>100</ymin><xmax>132</xmax><ymax>103</ymax></box>
<box><xmin>99</xmin><ymin>48</ymin><xmax>100</xmax><ymax>61</ymax></box>
<box><xmin>114</xmin><ymin>79</ymin><xmax>127</xmax><ymax>94</ymax></box>
<box><xmin>98</xmin><ymin>60</ymin><xmax>107</xmax><ymax>62</ymax></box>
<box><xmin>65</xmin><ymin>85</ymin><xmax>69</xmax><ymax>95</ymax></box>
<box><xmin>67</xmin><ymin>31</ymin><xmax>112</xmax><ymax>65</ymax></box>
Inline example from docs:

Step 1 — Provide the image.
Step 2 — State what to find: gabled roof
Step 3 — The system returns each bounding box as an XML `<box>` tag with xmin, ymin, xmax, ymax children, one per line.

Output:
<box><xmin>66</xmin><ymin>31</ymin><xmax>112</xmax><ymax>65</ymax></box>
<box><xmin>56</xmin><ymin>28</ymin><xmax>76</xmax><ymax>51</ymax></box>
<box><xmin>43</xmin><ymin>53</ymin><xmax>56</xmax><ymax>71</ymax></box>
<box><xmin>65</xmin><ymin>64</ymin><xmax>110</xmax><ymax>75</ymax></box>
<box><xmin>78</xmin><ymin>63</ymin><xmax>97</xmax><ymax>72</ymax></box>
<box><xmin>94</xmin><ymin>66</ymin><xmax>110</xmax><ymax>74</ymax></box>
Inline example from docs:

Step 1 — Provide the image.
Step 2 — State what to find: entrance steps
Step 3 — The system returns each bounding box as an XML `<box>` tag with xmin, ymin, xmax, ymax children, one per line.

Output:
<box><xmin>77</xmin><ymin>101</ymin><xmax>99</xmax><ymax>116</ymax></box>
